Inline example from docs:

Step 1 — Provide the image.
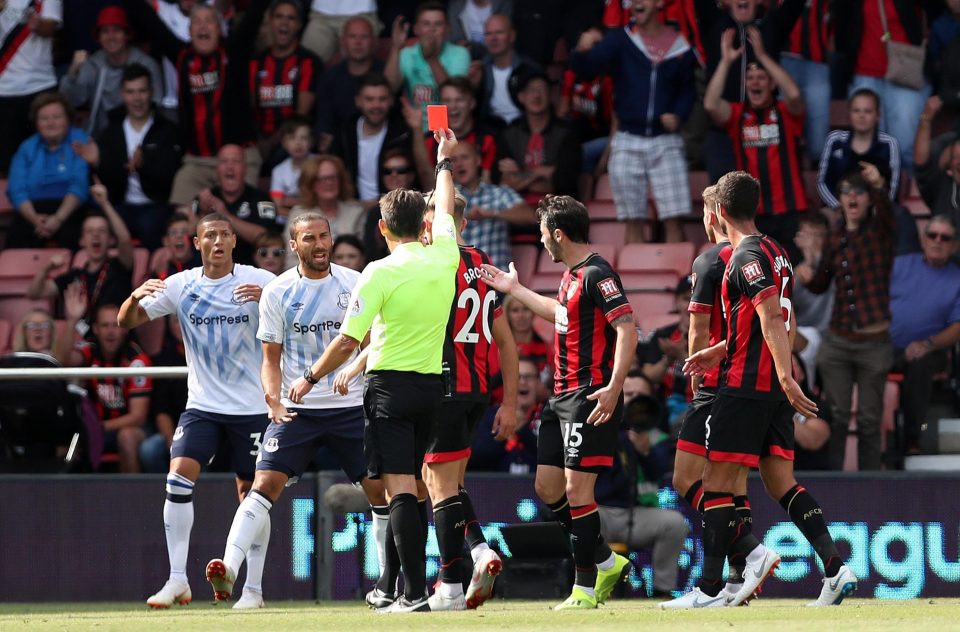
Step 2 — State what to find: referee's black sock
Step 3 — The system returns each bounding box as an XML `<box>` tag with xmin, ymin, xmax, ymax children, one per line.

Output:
<box><xmin>389</xmin><ymin>493</ymin><xmax>427</xmax><ymax>600</ymax></box>
<box><xmin>376</xmin><ymin>513</ymin><xmax>400</xmax><ymax>595</ymax></box>
<box><xmin>727</xmin><ymin>495</ymin><xmax>753</xmax><ymax>582</ymax></box>
<box><xmin>433</xmin><ymin>495</ymin><xmax>465</xmax><ymax>585</ymax></box>
<box><xmin>459</xmin><ymin>487</ymin><xmax>487</xmax><ymax>551</ymax></box>
<box><xmin>570</xmin><ymin>503</ymin><xmax>601</xmax><ymax>593</ymax></box>
<box><xmin>698</xmin><ymin>492</ymin><xmax>738</xmax><ymax>597</ymax></box>
<box><xmin>546</xmin><ymin>494</ymin><xmax>573</xmax><ymax>533</ymax></box>
<box><xmin>779</xmin><ymin>484</ymin><xmax>842</xmax><ymax>577</ymax></box>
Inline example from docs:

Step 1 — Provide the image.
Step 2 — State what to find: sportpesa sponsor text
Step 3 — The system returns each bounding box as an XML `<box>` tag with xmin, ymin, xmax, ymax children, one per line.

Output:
<box><xmin>188</xmin><ymin>313</ymin><xmax>344</xmax><ymax>333</ymax></box>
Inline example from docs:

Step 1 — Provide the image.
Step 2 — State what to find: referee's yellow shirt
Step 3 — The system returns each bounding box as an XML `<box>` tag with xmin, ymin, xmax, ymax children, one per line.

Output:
<box><xmin>341</xmin><ymin>210</ymin><xmax>459</xmax><ymax>374</ymax></box>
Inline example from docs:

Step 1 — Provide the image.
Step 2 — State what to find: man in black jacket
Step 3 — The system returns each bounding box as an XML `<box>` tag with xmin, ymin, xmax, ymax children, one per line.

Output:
<box><xmin>74</xmin><ymin>64</ymin><xmax>183</xmax><ymax>250</ymax></box>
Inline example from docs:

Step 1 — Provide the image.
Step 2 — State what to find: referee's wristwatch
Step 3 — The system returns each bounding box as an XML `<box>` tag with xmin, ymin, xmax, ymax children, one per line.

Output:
<box><xmin>303</xmin><ymin>367</ymin><xmax>319</xmax><ymax>385</ymax></box>
<box><xmin>435</xmin><ymin>158</ymin><xmax>452</xmax><ymax>175</ymax></box>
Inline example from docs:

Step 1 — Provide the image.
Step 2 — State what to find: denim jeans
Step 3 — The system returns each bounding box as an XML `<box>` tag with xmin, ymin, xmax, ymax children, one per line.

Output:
<box><xmin>781</xmin><ymin>56</ymin><xmax>831</xmax><ymax>162</ymax></box>
<box><xmin>848</xmin><ymin>75</ymin><xmax>932</xmax><ymax>174</ymax></box>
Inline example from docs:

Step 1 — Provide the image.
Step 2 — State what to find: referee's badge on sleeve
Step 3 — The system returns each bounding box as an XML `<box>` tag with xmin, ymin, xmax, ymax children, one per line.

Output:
<box><xmin>351</xmin><ymin>297</ymin><xmax>364</xmax><ymax>316</ymax></box>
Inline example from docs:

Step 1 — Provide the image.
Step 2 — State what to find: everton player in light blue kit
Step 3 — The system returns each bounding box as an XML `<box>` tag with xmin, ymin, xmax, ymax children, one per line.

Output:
<box><xmin>118</xmin><ymin>213</ymin><xmax>275</xmax><ymax>609</ymax></box>
<box><xmin>204</xmin><ymin>211</ymin><xmax>387</xmax><ymax>607</ymax></box>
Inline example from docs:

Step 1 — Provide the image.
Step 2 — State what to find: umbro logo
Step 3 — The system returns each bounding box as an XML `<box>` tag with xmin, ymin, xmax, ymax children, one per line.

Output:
<box><xmin>188</xmin><ymin>293</ymin><xmax>201</xmax><ymax>302</ymax></box>
<box><xmin>291</xmin><ymin>302</ymin><xmax>304</xmax><ymax>311</ymax></box>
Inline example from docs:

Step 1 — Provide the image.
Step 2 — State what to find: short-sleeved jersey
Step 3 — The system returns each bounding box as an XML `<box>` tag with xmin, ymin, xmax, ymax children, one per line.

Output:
<box><xmin>720</xmin><ymin>235</ymin><xmax>793</xmax><ymax>400</ymax></box>
<box><xmin>688</xmin><ymin>241</ymin><xmax>733</xmax><ymax>389</ymax></box>
<box><xmin>554</xmin><ymin>254</ymin><xmax>633</xmax><ymax>394</ymax></box>
<box><xmin>445</xmin><ymin>245</ymin><xmax>503</xmax><ymax>400</ymax></box>
<box><xmin>341</xmin><ymin>210</ymin><xmax>460</xmax><ymax>373</ymax></box>
<box><xmin>257</xmin><ymin>264</ymin><xmax>363</xmax><ymax>409</ymax></box>
<box><xmin>79</xmin><ymin>340</ymin><xmax>152</xmax><ymax>421</ymax></box>
<box><xmin>140</xmin><ymin>264</ymin><xmax>275</xmax><ymax>414</ymax></box>
<box><xmin>726</xmin><ymin>101</ymin><xmax>808</xmax><ymax>216</ymax></box>
<box><xmin>249</xmin><ymin>47</ymin><xmax>320</xmax><ymax>137</ymax></box>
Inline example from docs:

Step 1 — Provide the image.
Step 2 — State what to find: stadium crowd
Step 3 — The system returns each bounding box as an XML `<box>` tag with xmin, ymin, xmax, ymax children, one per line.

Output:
<box><xmin>1</xmin><ymin>0</ymin><xmax>959</xmax><ymax>485</ymax></box>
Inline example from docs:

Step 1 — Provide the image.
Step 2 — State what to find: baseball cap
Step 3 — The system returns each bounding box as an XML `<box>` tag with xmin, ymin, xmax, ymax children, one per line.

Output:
<box><xmin>96</xmin><ymin>6</ymin><xmax>130</xmax><ymax>32</ymax></box>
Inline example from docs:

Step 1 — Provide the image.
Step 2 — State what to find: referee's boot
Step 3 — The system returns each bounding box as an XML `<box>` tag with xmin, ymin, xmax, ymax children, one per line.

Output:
<box><xmin>205</xmin><ymin>558</ymin><xmax>236</xmax><ymax>602</ymax></box>
<box><xmin>594</xmin><ymin>552</ymin><xmax>631</xmax><ymax>604</ymax></box>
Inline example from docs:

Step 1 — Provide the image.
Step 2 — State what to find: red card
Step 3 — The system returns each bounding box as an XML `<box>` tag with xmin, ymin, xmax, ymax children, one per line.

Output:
<box><xmin>426</xmin><ymin>105</ymin><xmax>448</xmax><ymax>131</ymax></box>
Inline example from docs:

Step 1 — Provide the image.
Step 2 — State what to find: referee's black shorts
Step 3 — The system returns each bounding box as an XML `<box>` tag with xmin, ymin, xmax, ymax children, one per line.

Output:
<box><xmin>363</xmin><ymin>370</ymin><xmax>444</xmax><ymax>478</ymax></box>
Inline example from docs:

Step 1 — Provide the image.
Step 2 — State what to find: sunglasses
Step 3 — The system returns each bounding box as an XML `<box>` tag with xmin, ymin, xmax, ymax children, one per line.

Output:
<box><xmin>383</xmin><ymin>166</ymin><xmax>411</xmax><ymax>175</ymax></box>
<box><xmin>839</xmin><ymin>185</ymin><xmax>868</xmax><ymax>195</ymax></box>
<box><xmin>257</xmin><ymin>247</ymin><xmax>285</xmax><ymax>258</ymax></box>
<box><xmin>24</xmin><ymin>321</ymin><xmax>53</xmax><ymax>331</ymax></box>
<box><xmin>926</xmin><ymin>231</ymin><xmax>955</xmax><ymax>243</ymax></box>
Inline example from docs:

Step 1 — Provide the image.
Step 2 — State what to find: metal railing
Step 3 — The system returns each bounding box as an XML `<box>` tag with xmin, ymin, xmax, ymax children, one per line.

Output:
<box><xmin>0</xmin><ymin>366</ymin><xmax>188</xmax><ymax>380</ymax></box>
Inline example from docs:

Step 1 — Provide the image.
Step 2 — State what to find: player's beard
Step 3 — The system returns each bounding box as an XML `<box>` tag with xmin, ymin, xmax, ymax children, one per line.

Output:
<box><xmin>300</xmin><ymin>248</ymin><xmax>330</xmax><ymax>274</ymax></box>
<box><xmin>544</xmin><ymin>234</ymin><xmax>562</xmax><ymax>263</ymax></box>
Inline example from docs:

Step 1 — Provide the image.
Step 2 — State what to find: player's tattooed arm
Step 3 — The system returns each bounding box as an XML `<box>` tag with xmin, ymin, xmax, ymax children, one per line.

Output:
<box><xmin>611</xmin><ymin>314</ymin><xmax>634</xmax><ymax>328</ymax></box>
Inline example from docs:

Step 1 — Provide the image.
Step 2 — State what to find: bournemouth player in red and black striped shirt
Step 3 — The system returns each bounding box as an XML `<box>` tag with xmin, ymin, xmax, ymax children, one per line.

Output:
<box><xmin>249</xmin><ymin>1</ymin><xmax>320</xmax><ymax>141</ymax></box>
<box><xmin>705</xmin><ymin>27</ymin><xmax>807</xmax><ymax>258</ymax></box>
<box><xmin>482</xmin><ymin>195</ymin><xmax>637</xmax><ymax>610</ymax></box>
<box><xmin>664</xmin><ymin>172</ymin><xmax>854</xmax><ymax>610</ymax></box>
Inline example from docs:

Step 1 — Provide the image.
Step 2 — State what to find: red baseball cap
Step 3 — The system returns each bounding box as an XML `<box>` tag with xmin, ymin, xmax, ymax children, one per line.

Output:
<box><xmin>96</xmin><ymin>6</ymin><xmax>130</xmax><ymax>32</ymax></box>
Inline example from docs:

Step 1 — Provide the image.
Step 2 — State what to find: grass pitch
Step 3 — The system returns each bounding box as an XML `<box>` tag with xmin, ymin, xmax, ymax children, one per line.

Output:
<box><xmin>3</xmin><ymin>599</ymin><xmax>959</xmax><ymax>632</ymax></box>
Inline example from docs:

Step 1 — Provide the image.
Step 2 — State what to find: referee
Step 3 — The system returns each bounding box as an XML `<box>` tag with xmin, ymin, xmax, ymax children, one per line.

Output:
<box><xmin>288</xmin><ymin>130</ymin><xmax>462</xmax><ymax>613</ymax></box>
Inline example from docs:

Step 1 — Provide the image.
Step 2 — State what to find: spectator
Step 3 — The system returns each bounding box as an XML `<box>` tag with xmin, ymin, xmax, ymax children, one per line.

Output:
<box><xmin>796</xmin><ymin>164</ymin><xmax>895</xmax><ymax>470</ymax></box>
<box><xmin>791</xmin><ymin>354</ymin><xmax>833</xmax><ymax>471</ymax></box>
<box><xmin>705</xmin><ymin>26</ymin><xmax>807</xmax><ymax>257</ymax></box>
<box><xmin>250</xmin><ymin>0</ymin><xmax>321</xmax><ymax>162</ymax></box>
<box><xmin>0</xmin><ymin>0</ymin><xmax>61</xmax><ymax>176</ymax></box>
<box><xmin>252</xmin><ymin>230</ymin><xmax>288</xmax><ymax>275</ymax></box>
<box><xmin>122</xmin><ymin>0</ymin><xmax>269</xmax><ymax>209</ymax></box>
<box><xmin>140</xmin><ymin>314</ymin><xmax>186</xmax><ymax>474</ymax></box>
<box><xmin>779</xmin><ymin>0</ymin><xmax>832</xmax><ymax>161</ymax></box>
<box><xmin>928</xmin><ymin>0</ymin><xmax>960</xmax><ymax>112</ymax></box>
<box><xmin>363</xmin><ymin>148</ymin><xmax>420</xmax><ymax>261</ymax></box>
<box><xmin>192</xmin><ymin>144</ymin><xmax>281</xmax><ymax>265</ymax></box>
<box><xmin>695</xmin><ymin>0</ymin><xmax>805</xmax><ymax>181</ymax></box>
<box><xmin>385</xmin><ymin>3</ymin><xmax>471</xmax><ymax>114</ymax></box>
<box><xmin>291</xmin><ymin>154</ymin><xmax>366</xmax><ymax>240</ymax></box>
<box><xmin>332</xmin><ymin>234</ymin><xmax>367</xmax><ymax>271</ymax></box>
<box><xmin>7</xmin><ymin>93</ymin><xmax>90</xmax><ymax>249</ymax></box>
<box><xmin>792</xmin><ymin>211</ymin><xmax>833</xmax><ymax>377</ymax></box>
<box><xmin>59</xmin><ymin>5</ymin><xmax>163</xmax><ymax>136</ymax></box>
<box><xmin>13</xmin><ymin>308</ymin><xmax>59</xmax><ymax>355</ymax></box>
<box><xmin>570</xmin><ymin>2</ymin><xmax>697</xmax><ymax>244</ymax></box>
<box><xmin>495</xmin><ymin>71</ymin><xmax>581</xmax><ymax>206</ymax></box>
<box><xmin>889</xmin><ymin>215</ymin><xmax>960</xmax><ymax>456</ymax></box>
<box><xmin>153</xmin><ymin>0</ymin><xmax>218</xmax><ymax>121</ymax></box>
<box><xmin>450</xmin><ymin>142</ymin><xmax>534</xmax><ymax>270</ymax></box>
<box><xmin>594</xmin><ymin>418</ymin><xmax>689</xmax><ymax>597</ymax></box>
<box><xmin>557</xmin><ymin>67</ymin><xmax>614</xmax><ymax>199</ymax></box>
<box><xmin>476</xmin><ymin>14</ymin><xmax>540</xmax><ymax>129</ymax></box>
<box><xmin>315</xmin><ymin>16</ymin><xmax>385</xmax><ymax>152</ymax></box>
<box><xmin>448</xmin><ymin>0</ymin><xmax>513</xmax><ymax>50</ymax></box>
<box><xmin>56</xmin><ymin>298</ymin><xmax>151</xmax><ymax>473</ymax></box>
<box><xmin>301</xmin><ymin>0</ymin><xmax>380</xmax><ymax>65</ymax></box>
<box><xmin>502</xmin><ymin>294</ymin><xmax>551</xmax><ymax>371</ymax></box>
<box><xmin>152</xmin><ymin>212</ymin><xmax>200</xmax><ymax>279</ymax></box>
<box><xmin>817</xmin><ymin>88</ymin><xmax>901</xmax><ymax>211</ymax></box>
<box><xmin>914</xmin><ymin>97</ymin><xmax>960</xmax><ymax>227</ymax></box>
<box><xmin>270</xmin><ymin>116</ymin><xmax>315</xmax><ymax>219</ymax></box>
<box><xmin>834</xmin><ymin>1</ymin><xmax>936</xmax><ymax>173</ymax></box>
<box><xmin>27</xmin><ymin>201</ymin><xmax>134</xmax><ymax>327</ymax></box>
<box><xmin>469</xmin><ymin>356</ymin><xmax>541</xmax><ymax>474</ymax></box>
<box><xmin>408</xmin><ymin>76</ymin><xmax>499</xmax><ymax>188</ymax></box>
<box><xmin>75</xmin><ymin>63</ymin><xmax>183</xmax><ymax>251</ymax></box>
<box><xmin>331</xmin><ymin>74</ymin><xmax>411</xmax><ymax>207</ymax></box>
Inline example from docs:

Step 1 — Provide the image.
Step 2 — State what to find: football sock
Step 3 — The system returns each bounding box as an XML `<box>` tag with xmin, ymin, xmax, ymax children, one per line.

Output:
<box><xmin>682</xmin><ymin>479</ymin><xmax>705</xmax><ymax>514</ymax></box>
<box><xmin>698</xmin><ymin>492</ymin><xmax>737</xmax><ymax>597</ymax></box>
<box><xmin>243</xmin><ymin>511</ymin><xmax>270</xmax><ymax>594</ymax></box>
<box><xmin>163</xmin><ymin>473</ymin><xmax>195</xmax><ymax>583</ymax></box>
<box><xmin>570</xmin><ymin>503</ymin><xmax>601</xmax><ymax>591</ymax></box>
<box><xmin>546</xmin><ymin>495</ymin><xmax>573</xmax><ymax>532</ymax></box>
<box><xmin>727</xmin><ymin>495</ymin><xmax>753</xmax><ymax>581</ymax></box>
<box><xmin>434</xmin><ymin>495</ymin><xmax>466</xmax><ymax>586</ymax></box>
<box><xmin>223</xmin><ymin>490</ymin><xmax>272</xmax><ymax>576</ymax></box>
<box><xmin>459</xmin><ymin>487</ymin><xmax>487</xmax><ymax>552</ymax></box>
<box><xmin>780</xmin><ymin>484</ymin><xmax>842</xmax><ymax>577</ymax></box>
<box><xmin>596</xmin><ymin>551</ymin><xmax>616</xmax><ymax>571</ymax></box>
<box><xmin>594</xmin><ymin>535</ymin><xmax>613</xmax><ymax>566</ymax></box>
<box><xmin>371</xmin><ymin>505</ymin><xmax>390</xmax><ymax>574</ymax></box>
<box><xmin>376</xmin><ymin>516</ymin><xmax>400</xmax><ymax>595</ymax></box>
<box><xmin>390</xmin><ymin>493</ymin><xmax>427</xmax><ymax>600</ymax></box>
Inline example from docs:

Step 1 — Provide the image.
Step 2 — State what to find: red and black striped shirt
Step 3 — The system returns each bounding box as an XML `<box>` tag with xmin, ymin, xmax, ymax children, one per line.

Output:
<box><xmin>444</xmin><ymin>246</ymin><xmax>503</xmax><ymax>400</ymax></box>
<box><xmin>784</xmin><ymin>0</ymin><xmax>831</xmax><ymax>64</ymax></box>
<box><xmin>79</xmin><ymin>341</ymin><xmax>153</xmax><ymax>421</ymax></box>
<box><xmin>688</xmin><ymin>241</ymin><xmax>733</xmax><ymax>389</ymax></box>
<box><xmin>249</xmin><ymin>47</ymin><xmax>320</xmax><ymax>137</ymax></box>
<box><xmin>727</xmin><ymin>101</ymin><xmax>808</xmax><ymax>216</ymax></box>
<box><xmin>554</xmin><ymin>254</ymin><xmax>633</xmax><ymax>395</ymax></box>
<box><xmin>720</xmin><ymin>235</ymin><xmax>793</xmax><ymax>400</ymax></box>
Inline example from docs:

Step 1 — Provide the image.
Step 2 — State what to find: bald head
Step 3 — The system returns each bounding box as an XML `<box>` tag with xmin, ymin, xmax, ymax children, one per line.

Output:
<box><xmin>484</xmin><ymin>14</ymin><xmax>515</xmax><ymax>57</ymax></box>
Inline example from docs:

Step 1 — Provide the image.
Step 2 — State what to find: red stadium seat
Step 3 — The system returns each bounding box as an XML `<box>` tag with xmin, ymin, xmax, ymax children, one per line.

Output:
<box><xmin>0</xmin><ymin>298</ymin><xmax>54</xmax><ymax>330</ymax></box>
<box><xmin>639</xmin><ymin>312</ymin><xmax>681</xmax><ymax>334</ymax></box>
<box><xmin>829</xmin><ymin>100</ymin><xmax>850</xmax><ymax>129</ymax></box>
<box><xmin>617</xmin><ymin>242</ymin><xmax>695</xmax><ymax>277</ymax></box>
<box><xmin>0</xmin><ymin>178</ymin><xmax>11</xmax><ymax>211</ymax></box>
<box><xmin>594</xmin><ymin>174</ymin><xmax>613</xmax><ymax>201</ymax></box>
<box><xmin>906</xmin><ymin>176</ymin><xmax>921</xmax><ymax>200</ymax></box>
<box><xmin>618</xmin><ymin>271</ymin><xmax>679</xmax><ymax>292</ymax></box>
<box><xmin>589</xmin><ymin>221</ymin><xmax>626</xmax><ymax>251</ymax></box>
<box><xmin>530</xmin><ymin>244</ymin><xmax>616</xmax><ymax>293</ymax></box>
<box><xmin>0</xmin><ymin>249</ymin><xmax>71</xmax><ymax>296</ymax></box>
<box><xmin>73</xmin><ymin>248</ymin><xmax>150</xmax><ymax>286</ymax></box>
<box><xmin>0</xmin><ymin>319</ymin><xmax>10</xmax><ymax>354</ymax></box>
<box><xmin>587</xmin><ymin>200</ymin><xmax>619</xmax><ymax>220</ymax></box>
<box><xmin>698</xmin><ymin>241</ymin><xmax>716</xmax><ymax>257</ymax></box>
<box><xmin>626</xmin><ymin>291</ymin><xmax>676</xmax><ymax>328</ymax></box>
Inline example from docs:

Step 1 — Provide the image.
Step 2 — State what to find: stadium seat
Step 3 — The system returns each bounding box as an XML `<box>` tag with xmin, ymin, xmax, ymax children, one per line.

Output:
<box><xmin>73</xmin><ymin>247</ymin><xmax>151</xmax><ymax>286</ymax></box>
<box><xmin>617</xmin><ymin>242</ymin><xmax>695</xmax><ymax>278</ymax></box>
<box><xmin>906</xmin><ymin>176</ymin><xmax>922</xmax><ymax>200</ymax></box>
<box><xmin>0</xmin><ymin>248</ymin><xmax>71</xmax><ymax>296</ymax></box>
<box><xmin>618</xmin><ymin>271</ymin><xmax>679</xmax><ymax>292</ymax></box>
<box><xmin>829</xmin><ymin>100</ymin><xmax>850</xmax><ymax>129</ymax></box>
<box><xmin>638</xmin><ymin>312</ymin><xmax>681</xmax><ymax>334</ymax></box>
<box><xmin>0</xmin><ymin>319</ymin><xmax>10</xmax><ymax>354</ymax></box>
<box><xmin>688</xmin><ymin>171</ymin><xmax>711</xmax><ymax>204</ymax></box>
<box><xmin>802</xmin><ymin>170</ymin><xmax>819</xmax><ymax>204</ymax></box>
<box><xmin>627</xmin><ymin>291</ymin><xmax>676</xmax><ymax>328</ymax></box>
<box><xmin>587</xmin><ymin>200</ymin><xmax>619</xmax><ymax>220</ymax></box>
<box><xmin>594</xmin><ymin>174</ymin><xmax>613</xmax><ymax>201</ymax></box>
<box><xmin>0</xmin><ymin>178</ymin><xmax>11</xmax><ymax>211</ymax></box>
<box><xmin>589</xmin><ymin>221</ymin><xmax>626</xmax><ymax>251</ymax></box>
<box><xmin>0</xmin><ymin>298</ymin><xmax>53</xmax><ymax>330</ymax></box>
<box><xmin>529</xmin><ymin>245</ymin><xmax>616</xmax><ymax>293</ymax></box>
<box><xmin>698</xmin><ymin>241</ymin><xmax>716</xmax><ymax>257</ymax></box>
